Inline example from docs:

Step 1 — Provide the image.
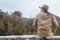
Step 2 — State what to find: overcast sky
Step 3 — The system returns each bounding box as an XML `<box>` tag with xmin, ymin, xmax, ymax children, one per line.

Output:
<box><xmin>0</xmin><ymin>0</ymin><xmax>60</xmax><ymax>18</ymax></box>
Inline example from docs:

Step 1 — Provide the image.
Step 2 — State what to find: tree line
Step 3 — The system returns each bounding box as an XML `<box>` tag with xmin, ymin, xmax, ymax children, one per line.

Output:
<box><xmin>0</xmin><ymin>9</ymin><xmax>59</xmax><ymax>36</ymax></box>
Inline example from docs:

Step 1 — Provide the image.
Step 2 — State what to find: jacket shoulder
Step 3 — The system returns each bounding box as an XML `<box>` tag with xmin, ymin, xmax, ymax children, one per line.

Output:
<box><xmin>48</xmin><ymin>13</ymin><xmax>55</xmax><ymax>18</ymax></box>
<box><xmin>35</xmin><ymin>12</ymin><xmax>41</xmax><ymax>18</ymax></box>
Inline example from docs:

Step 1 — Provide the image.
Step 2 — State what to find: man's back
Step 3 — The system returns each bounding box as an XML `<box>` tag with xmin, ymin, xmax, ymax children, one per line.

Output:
<box><xmin>33</xmin><ymin>11</ymin><xmax>58</xmax><ymax>37</ymax></box>
<box><xmin>36</xmin><ymin>12</ymin><xmax>54</xmax><ymax>37</ymax></box>
<box><xmin>36</xmin><ymin>12</ymin><xmax>53</xmax><ymax>28</ymax></box>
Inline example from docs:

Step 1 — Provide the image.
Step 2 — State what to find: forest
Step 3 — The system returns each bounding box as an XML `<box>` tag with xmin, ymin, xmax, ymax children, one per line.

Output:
<box><xmin>0</xmin><ymin>9</ymin><xmax>60</xmax><ymax>36</ymax></box>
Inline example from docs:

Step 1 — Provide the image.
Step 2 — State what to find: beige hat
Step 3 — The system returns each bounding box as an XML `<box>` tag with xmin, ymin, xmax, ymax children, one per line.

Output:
<box><xmin>39</xmin><ymin>4</ymin><xmax>49</xmax><ymax>11</ymax></box>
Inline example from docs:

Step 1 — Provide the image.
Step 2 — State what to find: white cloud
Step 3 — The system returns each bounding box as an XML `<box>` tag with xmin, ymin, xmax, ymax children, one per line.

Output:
<box><xmin>20</xmin><ymin>0</ymin><xmax>60</xmax><ymax>18</ymax></box>
<box><xmin>0</xmin><ymin>0</ymin><xmax>14</xmax><ymax>2</ymax></box>
<box><xmin>0</xmin><ymin>0</ymin><xmax>60</xmax><ymax>18</ymax></box>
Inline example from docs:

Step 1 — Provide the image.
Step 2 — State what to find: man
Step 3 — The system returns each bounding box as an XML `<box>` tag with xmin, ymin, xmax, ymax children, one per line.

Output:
<box><xmin>33</xmin><ymin>4</ymin><xmax>58</xmax><ymax>40</ymax></box>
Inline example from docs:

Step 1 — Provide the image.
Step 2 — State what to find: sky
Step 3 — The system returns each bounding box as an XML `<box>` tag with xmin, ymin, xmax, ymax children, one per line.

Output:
<box><xmin>0</xmin><ymin>0</ymin><xmax>60</xmax><ymax>18</ymax></box>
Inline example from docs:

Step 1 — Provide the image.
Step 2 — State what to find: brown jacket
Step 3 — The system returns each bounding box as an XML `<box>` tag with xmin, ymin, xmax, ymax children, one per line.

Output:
<box><xmin>33</xmin><ymin>11</ymin><xmax>58</xmax><ymax>37</ymax></box>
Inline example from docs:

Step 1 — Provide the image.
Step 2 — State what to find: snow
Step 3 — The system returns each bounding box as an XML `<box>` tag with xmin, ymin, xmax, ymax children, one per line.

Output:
<box><xmin>0</xmin><ymin>35</ymin><xmax>60</xmax><ymax>39</ymax></box>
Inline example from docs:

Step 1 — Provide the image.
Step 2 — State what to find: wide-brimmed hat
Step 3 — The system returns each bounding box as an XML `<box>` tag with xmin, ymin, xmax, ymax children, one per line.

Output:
<box><xmin>39</xmin><ymin>4</ymin><xmax>49</xmax><ymax>11</ymax></box>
